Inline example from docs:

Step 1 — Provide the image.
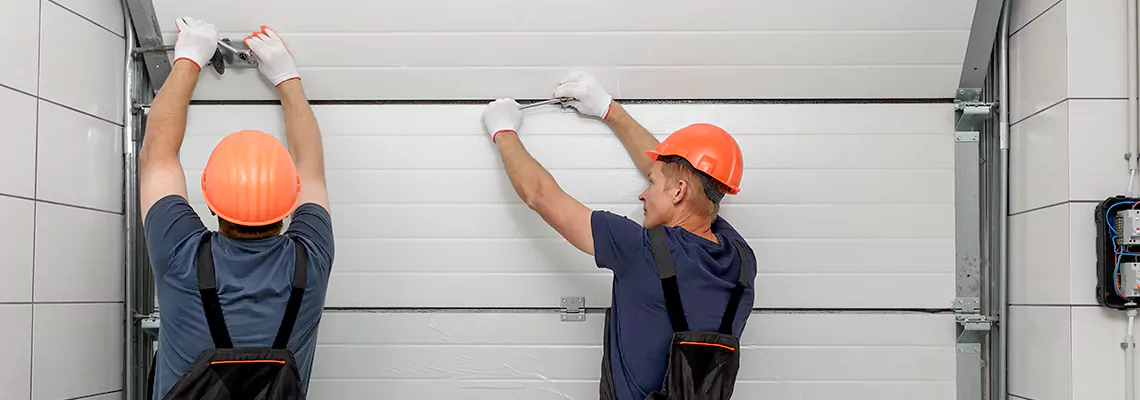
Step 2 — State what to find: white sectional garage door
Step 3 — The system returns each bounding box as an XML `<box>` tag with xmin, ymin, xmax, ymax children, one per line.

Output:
<box><xmin>153</xmin><ymin>0</ymin><xmax>973</xmax><ymax>398</ymax></box>
<box><xmin>177</xmin><ymin>103</ymin><xmax>956</xmax><ymax>399</ymax></box>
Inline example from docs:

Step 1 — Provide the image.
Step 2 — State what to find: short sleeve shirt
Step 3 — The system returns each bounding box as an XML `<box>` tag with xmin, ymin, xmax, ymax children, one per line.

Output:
<box><xmin>592</xmin><ymin>210</ymin><xmax>756</xmax><ymax>400</ymax></box>
<box><xmin>144</xmin><ymin>195</ymin><xmax>335</xmax><ymax>400</ymax></box>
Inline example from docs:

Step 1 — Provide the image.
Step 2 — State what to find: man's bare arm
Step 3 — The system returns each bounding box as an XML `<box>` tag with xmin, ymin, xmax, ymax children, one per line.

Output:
<box><xmin>246</xmin><ymin>26</ymin><xmax>330</xmax><ymax>213</ymax></box>
<box><xmin>497</xmin><ymin>131</ymin><xmax>594</xmax><ymax>255</ymax></box>
<box><xmin>139</xmin><ymin>17</ymin><xmax>218</xmax><ymax>223</ymax></box>
<box><xmin>603</xmin><ymin>101</ymin><xmax>659</xmax><ymax>177</ymax></box>
<box><xmin>278</xmin><ymin>81</ymin><xmax>330</xmax><ymax>212</ymax></box>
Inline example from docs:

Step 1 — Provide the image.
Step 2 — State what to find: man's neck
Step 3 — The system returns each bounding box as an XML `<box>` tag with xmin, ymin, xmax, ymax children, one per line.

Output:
<box><xmin>667</xmin><ymin>213</ymin><xmax>718</xmax><ymax>244</ymax></box>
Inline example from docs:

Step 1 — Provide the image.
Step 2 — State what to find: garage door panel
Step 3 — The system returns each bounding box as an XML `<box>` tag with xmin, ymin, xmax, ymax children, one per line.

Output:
<box><xmin>183</xmin><ymin>66</ymin><xmax>961</xmax><ymax>100</ymax></box>
<box><xmin>154</xmin><ymin>0</ymin><xmax>974</xmax><ymax>33</ymax></box>
<box><xmin>316</xmin><ymin>313</ymin><xmax>954</xmax><ymax>346</ymax></box>
<box><xmin>312</xmin><ymin>345</ymin><xmax>951</xmax><ymax>381</ymax></box>
<box><xmin>180</xmin><ymin>134</ymin><xmax>951</xmax><ymax>171</ymax></box>
<box><xmin>319</xmin><ymin>204</ymin><xmax>953</xmax><ymax>240</ymax></box>
<box><xmin>324</xmin><ymin>272</ymin><xmax>950</xmax><ymax>309</ymax></box>
<box><xmin>310</xmin><ymin>312</ymin><xmax>954</xmax><ymax>396</ymax></box>
<box><xmin>184</xmin><ymin>104</ymin><xmax>951</xmax><ymax>137</ymax></box>
<box><xmin>165</xmin><ymin>31</ymin><xmax>966</xmax><ymax>68</ymax></box>
<box><xmin>183</xmin><ymin>169</ymin><xmax>951</xmax><ymax>205</ymax></box>
<box><xmin>329</xmin><ymin>238</ymin><xmax>950</xmax><ymax>275</ymax></box>
<box><xmin>308</xmin><ymin>380</ymin><xmax>954</xmax><ymax>400</ymax></box>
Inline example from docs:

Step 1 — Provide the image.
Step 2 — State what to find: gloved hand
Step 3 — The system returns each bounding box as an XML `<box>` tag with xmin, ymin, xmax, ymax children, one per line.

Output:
<box><xmin>173</xmin><ymin>17</ymin><xmax>218</xmax><ymax>71</ymax></box>
<box><xmin>483</xmin><ymin>98</ymin><xmax>523</xmax><ymax>143</ymax></box>
<box><xmin>244</xmin><ymin>26</ymin><xmax>300</xmax><ymax>86</ymax></box>
<box><xmin>553</xmin><ymin>72</ymin><xmax>613</xmax><ymax>119</ymax></box>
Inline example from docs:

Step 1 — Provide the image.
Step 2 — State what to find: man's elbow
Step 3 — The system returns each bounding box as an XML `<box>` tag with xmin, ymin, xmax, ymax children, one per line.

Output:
<box><xmin>522</xmin><ymin>187</ymin><xmax>546</xmax><ymax>212</ymax></box>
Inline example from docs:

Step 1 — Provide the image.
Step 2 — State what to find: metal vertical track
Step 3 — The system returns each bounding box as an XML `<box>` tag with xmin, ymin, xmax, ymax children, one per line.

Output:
<box><xmin>121</xmin><ymin>0</ymin><xmax>137</xmax><ymax>397</ymax></box>
<box><xmin>995</xmin><ymin>3</ymin><xmax>1011</xmax><ymax>399</ymax></box>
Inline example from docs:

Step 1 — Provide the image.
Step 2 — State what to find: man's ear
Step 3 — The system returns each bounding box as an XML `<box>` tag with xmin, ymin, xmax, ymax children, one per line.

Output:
<box><xmin>671</xmin><ymin>179</ymin><xmax>687</xmax><ymax>205</ymax></box>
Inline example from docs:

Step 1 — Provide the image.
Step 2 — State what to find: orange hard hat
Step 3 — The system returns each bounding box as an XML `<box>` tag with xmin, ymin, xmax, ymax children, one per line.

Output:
<box><xmin>646</xmin><ymin>123</ymin><xmax>743</xmax><ymax>195</ymax></box>
<box><xmin>201</xmin><ymin>130</ymin><xmax>301</xmax><ymax>226</ymax></box>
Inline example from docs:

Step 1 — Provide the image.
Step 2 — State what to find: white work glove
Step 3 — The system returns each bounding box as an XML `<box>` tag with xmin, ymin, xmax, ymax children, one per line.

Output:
<box><xmin>173</xmin><ymin>17</ymin><xmax>218</xmax><ymax>71</ymax></box>
<box><xmin>553</xmin><ymin>72</ymin><xmax>614</xmax><ymax>119</ymax></box>
<box><xmin>244</xmin><ymin>26</ymin><xmax>300</xmax><ymax>86</ymax></box>
<box><xmin>483</xmin><ymin>98</ymin><xmax>523</xmax><ymax>143</ymax></box>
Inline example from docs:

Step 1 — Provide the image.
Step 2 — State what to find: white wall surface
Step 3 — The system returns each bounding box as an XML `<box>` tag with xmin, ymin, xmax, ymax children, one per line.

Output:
<box><xmin>0</xmin><ymin>1</ymin><xmax>125</xmax><ymax>399</ymax></box>
<box><xmin>1008</xmin><ymin>1</ymin><xmax>1137</xmax><ymax>399</ymax></box>
<box><xmin>150</xmin><ymin>0</ymin><xmax>977</xmax><ymax>100</ymax></box>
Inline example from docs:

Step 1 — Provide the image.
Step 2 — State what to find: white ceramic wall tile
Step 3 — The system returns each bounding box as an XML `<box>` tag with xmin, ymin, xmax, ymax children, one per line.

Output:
<box><xmin>1011</xmin><ymin>0</ymin><xmax>1063</xmax><ymax>34</ymax></box>
<box><xmin>86</xmin><ymin>392</ymin><xmax>123</xmax><ymax>400</ymax></box>
<box><xmin>0</xmin><ymin>87</ymin><xmax>37</xmax><ymax>198</ymax></box>
<box><xmin>36</xmin><ymin>101</ymin><xmax>124</xmax><ymax>213</ymax></box>
<box><xmin>0</xmin><ymin>305</ymin><xmax>31</xmax><ymax>400</ymax></box>
<box><xmin>1070</xmin><ymin>306</ymin><xmax>1137</xmax><ymax>400</ymax></box>
<box><xmin>31</xmin><ymin>303</ymin><xmax>122</xmax><ymax>400</ymax></box>
<box><xmin>38</xmin><ymin>1</ymin><xmax>123</xmax><ymax>124</ymax></box>
<box><xmin>50</xmin><ymin>0</ymin><xmax>125</xmax><ymax>36</ymax></box>
<box><xmin>1008</xmin><ymin>306</ymin><xmax>1072</xmax><ymax>400</ymax></box>
<box><xmin>1067</xmin><ymin>100</ymin><xmax>1129</xmax><ymax>202</ymax></box>
<box><xmin>1010</xmin><ymin>2</ymin><xmax>1067</xmax><ymax>123</ymax></box>
<box><xmin>33</xmin><ymin>203</ymin><xmax>124</xmax><ymax>302</ymax></box>
<box><xmin>1069</xmin><ymin>203</ymin><xmax>1100</xmax><ymax>306</ymax></box>
<box><xmin>1009</xmin><ymin>204</ymin><xmax>1070</xmax><ymax>305</ymax></box>
<box><xmin>1064</xmin><ymin>0</ymin><xmax>1127</xmax><ymax>99</ymax></box>
<box><xmin>0</xmin><ymin>0</ymin><xmax>40</xmax><ymax>95</ymax></box>
<box><xmin>0</xmin><ymin>197</ymin><xmax>35</xmax><ymax>303</ymax></box>
<box><xmin>1010</xmin><ymin>101</ymin><xmax>1068</xmax><ymax>214</ymax></box>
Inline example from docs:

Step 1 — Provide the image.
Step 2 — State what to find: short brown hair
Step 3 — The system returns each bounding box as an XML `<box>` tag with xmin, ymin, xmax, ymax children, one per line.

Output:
<box><xmin>659</xmin><ymin>159</ymin><xmax>730</xmax><ymax>218</ymax></box>
<box><xmin>218</xmin><ymin>218</ymin><xmax>284</xmax><ymax>240</ymax></box>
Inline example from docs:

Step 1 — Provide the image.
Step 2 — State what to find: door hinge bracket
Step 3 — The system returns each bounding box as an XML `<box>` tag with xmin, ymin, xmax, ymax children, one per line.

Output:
<box><xmin>954</xmin><ymin>297</ymin><xmax>991</xmax><ymax>331</ymax></box>
<box><xmin>954</xmin><ymin>101</ymin><xmax>994</xmax><ymax>135</ymax></box>
<box><xmin>560</xmin><ymin>296</ymin><xmax>585</xmax><ymax>322</ymax></box>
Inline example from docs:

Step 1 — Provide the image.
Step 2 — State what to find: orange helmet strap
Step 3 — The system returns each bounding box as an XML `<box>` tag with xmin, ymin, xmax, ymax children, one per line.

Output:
<box><xmin>659</xmin><ymin>155</ymin><xmax>726</xmax><ymax>204</ymax></box>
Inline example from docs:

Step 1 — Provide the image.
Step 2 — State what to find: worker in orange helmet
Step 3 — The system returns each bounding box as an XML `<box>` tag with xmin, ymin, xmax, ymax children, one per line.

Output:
<box><xmin>482</xmin><ymin>72</ymin><xmax>756</xmax><ymax>400</ymax></box>
<box><xmin>139</xmin><ymin>17</ymin><xmax>333</xmax><ymax>400</ymax></box>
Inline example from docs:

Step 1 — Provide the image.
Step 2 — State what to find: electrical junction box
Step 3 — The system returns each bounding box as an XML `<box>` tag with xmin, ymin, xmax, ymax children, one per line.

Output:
<box><xmin>1095</xmin><ymin>196</ymin><xmax>1140</xmax><ymax>309</ymax></box>
<box><xmin>1120</xmin><ymin>210</ymin><xmax>1140</xmax><ymax>245</ymax></box>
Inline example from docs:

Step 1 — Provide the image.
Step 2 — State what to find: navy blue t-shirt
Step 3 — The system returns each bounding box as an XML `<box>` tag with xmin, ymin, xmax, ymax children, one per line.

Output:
<box><xmin>144</xmin><ymin>195</ymin><xmax>335</xmax><ymax>400</ymax></box>
<box><xmin>592</xmin><ymin>210</ymin><xmax>756</xmax><ymax>400</ymax></box>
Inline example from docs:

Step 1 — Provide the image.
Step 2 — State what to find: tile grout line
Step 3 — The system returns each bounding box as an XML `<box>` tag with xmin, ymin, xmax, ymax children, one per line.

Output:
<box><xmin>46</xmin><ymin>0</ymin><xmax>124</xmax><ymax>39</ymax></box>
<box><xmin>63</xmin><ymin>389</ymin><xmax>122</xmax><ymax>400</ymax></box>
<box><xmin>1009</xmin><ymin>200</ymin><xmax>1069</xmax><ymax>216</ymax></box>
<box><xmin>1009</xmin><ymin>0</ymin><xmax>1064</xmax><ymax>37</ymax></box>
<box><xmin>39</xmin><ymin>96</ymin><xmax>124</xmax><ymax>127</ymax></box>
<box><xmin>0</xmin><ymin>301</ymin><xmax>125</xmax><ymax>305</ymax></box>
<box><xmin>0</xmin><ymin>193</ymin><xmax>124</xmax><ymax>216</ymax></box>
<box><xmin>1011</xmin><ymin>98</ymin><xmax>1066</xmax><ymax>127</ymax></box>
<box><xmin>30</xmin><ymin>0</ymin><xmax>41</xmax><ymax>397</ymax></box>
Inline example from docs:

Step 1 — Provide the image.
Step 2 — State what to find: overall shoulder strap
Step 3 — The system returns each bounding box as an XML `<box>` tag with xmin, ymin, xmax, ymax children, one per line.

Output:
<box><xmin>648</xmin><ymin>226</ymin><xmax>689</xmax><ymax>333</ymax></box>
<box><xmin>719</xmin><ymin>239</ymin><xmax>753</xmax><ymax>335</ymax></box>
<box><xmin>272</xmin><ymin>238</ymin><xmax>309</xmax><ymax>349</ymax></box>
<box><xmin>196</xmin><ymin>233</ymin><xmax>233</xmax><ymax>348</ymax></box>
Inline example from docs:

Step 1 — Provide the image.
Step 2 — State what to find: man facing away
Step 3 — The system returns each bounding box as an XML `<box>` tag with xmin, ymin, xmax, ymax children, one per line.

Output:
<box><xmin>140</xmin><ymin>17</ymin><xmax>333</xmax><ymax>399</ymax></box>
<box><xmin>482</xmin><ymin>72</ymin><xmax>757</xmax><ymax>400</ymax></box>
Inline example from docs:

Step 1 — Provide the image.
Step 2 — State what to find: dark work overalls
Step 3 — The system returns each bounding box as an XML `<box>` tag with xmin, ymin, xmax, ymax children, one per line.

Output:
<box><xmin>155</xmin><ymin>233</ymin><xmax>311</xmax><ymax>400</ymax></box>
<box><xmin>600</xmin><ymin>226</ymin><xmax>752</xmax><ymax>400</ymax></box>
